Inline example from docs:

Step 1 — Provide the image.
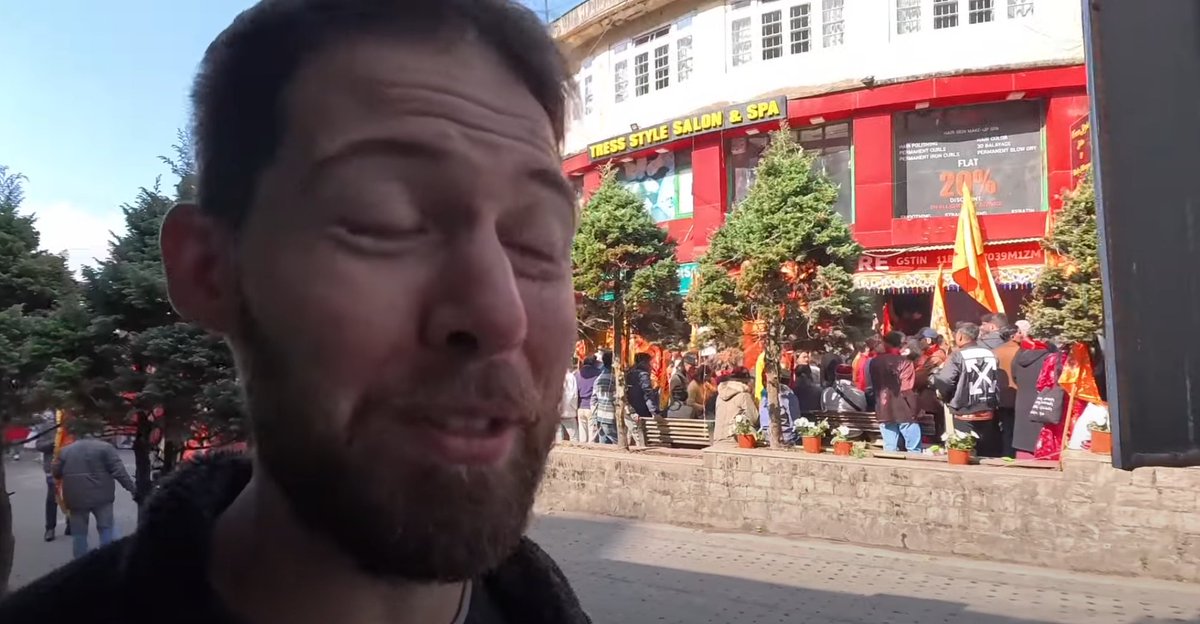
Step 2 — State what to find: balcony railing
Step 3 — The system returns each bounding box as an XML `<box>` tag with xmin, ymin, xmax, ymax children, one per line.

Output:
<box><xmin>550</xmin><ymin>0</ymin><xmax>634</xmax><ymax>39</ymax></box>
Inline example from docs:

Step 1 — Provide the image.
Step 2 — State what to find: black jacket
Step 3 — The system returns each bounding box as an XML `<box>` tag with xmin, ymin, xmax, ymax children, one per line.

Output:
<box><xmin>0</xmin><ymin>454</ymin><xmax>591</xmax><ymax>624</ymax></box>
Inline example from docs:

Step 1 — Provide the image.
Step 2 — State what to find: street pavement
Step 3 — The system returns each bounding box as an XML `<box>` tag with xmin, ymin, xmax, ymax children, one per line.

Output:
<box><xmin>6</xmin><ymin>453</ymin><xmax>1200</xmax><ymax>623</ymax></box>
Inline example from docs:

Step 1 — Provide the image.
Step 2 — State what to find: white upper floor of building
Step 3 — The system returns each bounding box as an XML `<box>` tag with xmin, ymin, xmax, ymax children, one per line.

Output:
<box><xmin>558</xmin><ymin>0</ymin><xmax>1085</xmax><ymax>156</ymax></box>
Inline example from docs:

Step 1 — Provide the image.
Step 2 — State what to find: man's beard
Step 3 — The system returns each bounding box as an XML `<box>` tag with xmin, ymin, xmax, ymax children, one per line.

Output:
<box><xmin>236</xmin><ymin>305</ymin><xmax>559</xmax><ymax>582</ymax></box>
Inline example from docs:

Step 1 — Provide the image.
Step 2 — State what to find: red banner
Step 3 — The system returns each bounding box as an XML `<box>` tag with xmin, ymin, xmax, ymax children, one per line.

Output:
<box><xmin>857</xmin><ymin>241</ymin><xmax>1043</xmax><ymax>274</ymax></box>
<box><xmin>1069</xmin><ymin>114</ymin><xmax>1092</xmax><ymax>187</ymax></box>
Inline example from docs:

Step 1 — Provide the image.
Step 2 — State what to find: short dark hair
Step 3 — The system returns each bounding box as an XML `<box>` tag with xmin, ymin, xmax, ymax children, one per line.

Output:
<box><xmin>634</xmin><ymin>352</ymin><xmax>653</xmax><ymax>366</ymax></box>
<box><xmin>191</xmin><ymin>0</ymin><xmax>567</xmax><ymax>228</ymax></box>
<box><xmin>883</xmin><ymin>331</ymin><xmax>905</xmax><ymax>349</ymax></box>
<box><xmin>600</xmin><ymin>350</ymin><xmax>613</xmax><ymax>368</ymax></box>
<box><xmin>982</xmin><ymin>313</ymin><xmax>1009</xmax><ymax>327</ymax></box>
<box><xmin>956</xmin><ymin>322</ymin><xmax>981</xmax><ymax>342</ymax></box>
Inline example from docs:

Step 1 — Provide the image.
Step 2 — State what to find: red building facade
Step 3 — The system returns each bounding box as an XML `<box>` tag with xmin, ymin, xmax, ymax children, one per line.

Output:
<box><xmin>563</xmin><ymin>64</ymin><xmax>1089</xmax><ymax>330</ymax></box>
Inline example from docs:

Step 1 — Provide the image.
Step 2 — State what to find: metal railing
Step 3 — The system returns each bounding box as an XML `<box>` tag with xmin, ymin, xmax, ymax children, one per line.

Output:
<box><xmin>550</xmin><ymin>0</ymin><xmax>633</xmax><ymax>38</ymax></box>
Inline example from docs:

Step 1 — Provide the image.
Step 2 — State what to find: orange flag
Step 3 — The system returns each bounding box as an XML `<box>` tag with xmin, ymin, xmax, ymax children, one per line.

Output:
<box><xmin>879</xmin><ymin>301</ymin><xmax>893</xmax><ymax>336</ymax></box>
<box><xmin>951</xmin><ymin>184</ymin><xmax>1006</xmax><ymax>314</ymax></box>
<box><xmin>930</xmin><ymin>265</ymin><xmax>953</xmax><ymax>347</ymax></box>
<box><xmin>1059</xmin><ymin>342</ymin><xmax>1105</xmax><ymax>406</ymax></box>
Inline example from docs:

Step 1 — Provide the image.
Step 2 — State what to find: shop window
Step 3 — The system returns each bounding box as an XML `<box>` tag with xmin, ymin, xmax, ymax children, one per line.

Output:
<box><xmin>1007</xmin><ymin>0</ymin><xmax>1033</xmax><ymax>18</ymax></box>
<box><xmin>968</xmin><ymin>0</ymin><xmax>994</xmax><ymax>23</ymax></box>
<box><xmin>726</xmin><ymin>122</ymin><xmax>854</xmax><ymax>223</ymax></box>
<box><xmin>896</xmin><ymin>0</ymin><xmax>921</xmax><ymax>34</ymax></box>
<box><xmin>893</xmin><ymin>100</ymin><xmax>1045</xmax><ymax>219</ymax></box>
<box><xmin>821</xmin><ymin>0</ymin><xmax>844</xmax><ymax>47</ymax></box>
<box><xmin>616</xmin><ymin>150</ymin><xmax>695</xmax><ymax>223</ymax></box>
<box><xmin>934</xmin><ymin>0</ymin><xmax>958</xmax><ymax>29</ymax></box>
<box><xmin>789</xmin><ymin>4</ymin><xmax>812</xmax><ymax>53</ymax></box>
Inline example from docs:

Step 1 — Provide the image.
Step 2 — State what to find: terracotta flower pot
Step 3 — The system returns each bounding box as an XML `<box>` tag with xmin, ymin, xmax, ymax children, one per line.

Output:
<box><xmin>1090</xmin><ymin>430</ymin><xmax>1112</xmax><ymax>455</ymax></box>
<box><xmin>833</xmin><ymin>440</ymin><xmax>853</xmax><ymax>456</ymax></box>
<box><xmin>947</xmin><ymin>448</ymin><xmax>972</xmax><ymax>465</ymax></box>
<box><xmin>802</xmin><ymin>436</ymin><xmax>823</xmax><ymax>454</ymax></box>
<box><xmin>735</xmin><ymin>434</ymin><xmax>756</xmax><ymax>449</ymax></box>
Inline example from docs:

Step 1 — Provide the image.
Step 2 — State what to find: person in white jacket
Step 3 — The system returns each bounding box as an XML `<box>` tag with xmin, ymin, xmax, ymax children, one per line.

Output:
<box><xmin>559</xmin><ymin>365</ymin><xmax>579</xmax><ymax>441</ymax></box>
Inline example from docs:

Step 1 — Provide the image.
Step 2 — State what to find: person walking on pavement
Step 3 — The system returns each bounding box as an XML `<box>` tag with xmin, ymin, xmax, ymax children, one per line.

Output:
<box><xmin>52</xmin><ymin>435</ymin><xmax>136</xmax><ymax>558</ymax></box>
<box><xmin>34</xmin><ymin>413</ymin><xmax>61</xmax><ymax>542</ymax></box>
<box><xmin>934</xmin><ymin>323</ymin><xmax>1002</xmax><ymax>456</ymax></box>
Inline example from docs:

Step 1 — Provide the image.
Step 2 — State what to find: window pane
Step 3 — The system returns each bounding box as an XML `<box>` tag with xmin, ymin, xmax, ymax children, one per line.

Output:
<box><xmin>969</xmin><ymin>0</ymin><xmax>994</xmax><ymax>23</ymax></box>
<box><xmin>634</xmin><ymin>52</ymin><xmax>650</xmax><ymax>97</ymax></box>
<box><xmin>1007</xmin><ymin>0</ymin><xmax>1033</xmax><ymax>18</ymax></box>
<box><xmin>762</xmin><ymin>10</ymin><xmax>783</xmax><ymax>60</ymax></box>
<box><xmin>934</xmin><ymin>0</ymin><xmax>959</xmax><ymax>29</ymax></box>
<box><xmin>728</xmin><ymin>127</ymin><xmax>853</xmax><ymax>222</ymax></box>
<box><xmin>790</xmin><ymin>4</ymin><xmax>811</xmax><ymax>54</ymax></box>
<box><xmin>614</xmin><ymin>59</ymin><xmax>628</xmax><ymax>103</ymax></box>
<box><xmin>897</xmin><ymin>0</ymin><xmax>921</xmax><ymax>34</ymax></box>
<box><xmin>677</xmin><ymin>35</ymin><xmax>693</xmax><ymax>82</ymax></box>
<box><xmin>731</xmin><ymin>17</ymin><xmax>752</xmax><ymax>66</ymax></box>
<box><xmin>893</xmin><ymin>100</ymin><xmax>1045</xmax><ymax>218</ymax></box>
<box><xmin>653</xmin><ymin>44</ymin><xmax>670</xmax><ymax>90</ymax></box>
<box><xmin>616</xmin><ymin>151</ymin><xmax>694</xmax><ymax>223</ymax></box>
<box><xmin>583</xmin><ymin>75</ymin><xmax>593</xmax><ymax>116</ymax></box>
<box><xmin>822</xmin><ymin>0</ymin><xmax>845</xmax><ymax>48</ymax></box>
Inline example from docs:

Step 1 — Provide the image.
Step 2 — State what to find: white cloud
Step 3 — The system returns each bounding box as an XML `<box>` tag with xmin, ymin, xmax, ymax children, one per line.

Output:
<box><xmin>22</xmin><ymin>201</ymin><xmax>127</xmax><ymax>274</ymax></box>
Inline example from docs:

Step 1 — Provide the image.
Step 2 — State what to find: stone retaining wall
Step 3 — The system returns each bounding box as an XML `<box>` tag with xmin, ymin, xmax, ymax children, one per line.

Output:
<box><xmin>536</xmin><ymin>444</ymin><xmax>1200</xmax><ymax>583</ymax></box>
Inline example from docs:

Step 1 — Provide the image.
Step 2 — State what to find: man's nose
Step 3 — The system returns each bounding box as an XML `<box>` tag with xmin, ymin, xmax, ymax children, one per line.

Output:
<box><xmin>421</xmin><ymin>232</ymin><xmax>528</xmax><ymax>358</ymax></box>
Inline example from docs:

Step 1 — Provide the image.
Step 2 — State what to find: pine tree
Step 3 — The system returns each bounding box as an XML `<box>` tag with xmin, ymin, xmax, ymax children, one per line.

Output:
<box><xmin>0</xmin><ymin>165</ymin><xmax>77</xmax><ymax>596</ymax></box>
<box><xmin>572</xmin><ymin>166</ymin><xmax>682</xmax><ymax>448</ymax></box>
<box><xmin>1026</xmin><ymin>172</ymin><xmax>1103</xmax><ymax>344</ymax></box>
<box><xmin>686</xmin><ymin>127</ymin><xmax>866</xmax><ymax>448</ymax></box>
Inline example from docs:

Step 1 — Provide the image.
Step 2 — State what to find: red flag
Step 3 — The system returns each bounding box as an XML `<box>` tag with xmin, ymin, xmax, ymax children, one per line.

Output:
<box><xmin>880</xmin><ymin>301</ymin><xmax>893</xmax><ymax>336</ymax></box>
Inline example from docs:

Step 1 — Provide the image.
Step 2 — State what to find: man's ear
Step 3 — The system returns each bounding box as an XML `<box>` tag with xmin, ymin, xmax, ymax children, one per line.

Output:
<box><xmin>160</xmin><ymin>202</ymin><xmax>241</xmax><ymax>335</ymax></box>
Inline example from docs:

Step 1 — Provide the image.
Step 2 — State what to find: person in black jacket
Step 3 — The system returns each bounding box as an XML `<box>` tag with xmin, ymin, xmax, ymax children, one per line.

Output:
<box><xmin>0</xmin><ymin>1</ymin><xmax>590</xmax><ymax>622</ymax></box>
<box><xmin>626</xmin><ymin>352</ymin><xmax>661</xmax><ymax>420</ymax></box>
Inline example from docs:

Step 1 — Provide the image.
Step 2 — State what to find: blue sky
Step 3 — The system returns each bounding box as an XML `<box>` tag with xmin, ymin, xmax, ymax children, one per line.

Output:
<box><xmin>0</xmin><ymin>0</ymin><xmax>581</xmax><ymax>272</ymax></box>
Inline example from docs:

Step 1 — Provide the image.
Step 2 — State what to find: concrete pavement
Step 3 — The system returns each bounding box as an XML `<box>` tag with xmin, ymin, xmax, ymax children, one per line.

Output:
<box><xmin>5</xmin><ymin>454</ymin><xmax>1199</xmax><ymax>623</ymax></box>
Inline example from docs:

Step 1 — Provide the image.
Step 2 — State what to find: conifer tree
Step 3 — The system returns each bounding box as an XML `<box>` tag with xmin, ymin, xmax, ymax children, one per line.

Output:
<box><xmin>686</xmin><ymin>127</ymin><xmax>866</xmax><ymax>447</ymax></box>
<box><xmin>1026</xmin><ymin>172</ymin><xmax>1103</xmax><ymax>344</ymax></box>
<box><xmin>572</xmin><ymin>166</ymin><xmax>681</xmax><ymax>448</ymax></box>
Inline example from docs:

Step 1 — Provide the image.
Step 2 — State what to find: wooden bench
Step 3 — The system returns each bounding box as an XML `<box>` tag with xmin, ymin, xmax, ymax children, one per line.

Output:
<box><xmin>639</xmin><ymin>417</ymin><xmax>715</xmax><ymax>449</ymax></box>
<box><xmin>812</xmin><ymin>411</ymin><xmax>937</xmax><ymax>439</ymax></box>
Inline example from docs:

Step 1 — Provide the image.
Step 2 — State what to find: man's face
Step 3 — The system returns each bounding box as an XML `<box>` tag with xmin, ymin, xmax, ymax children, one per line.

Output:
<box><xmin>955</xmin><ymin>333</ymin><xmax>971</xmax><ymax>348</ymax></box>
<box><xmin>167</xmin><ymin>35</ymin><xmax>575</xmax><ymax>581</ymax></box>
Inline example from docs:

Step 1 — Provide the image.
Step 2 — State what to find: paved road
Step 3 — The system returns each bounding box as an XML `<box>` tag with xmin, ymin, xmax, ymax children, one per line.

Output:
<box><xmin>6</xmin><ymin>454</ymin><xmax>1200</xmax><ymax>623</ymax></box>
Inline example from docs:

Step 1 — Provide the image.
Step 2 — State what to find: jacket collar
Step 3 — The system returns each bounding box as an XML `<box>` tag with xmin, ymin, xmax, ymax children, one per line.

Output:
<box><xmin>122</xmin><ymin>454</ymin><xmax>590</xmax><ymax>624</ymax></box>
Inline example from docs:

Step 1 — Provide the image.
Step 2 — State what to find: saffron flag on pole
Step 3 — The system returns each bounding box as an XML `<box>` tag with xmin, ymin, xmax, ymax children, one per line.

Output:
<box><xmin>951</xmin><ymin>183</ymin><xmax>1006</xmax><ymax>314</ymax></box>
<box><xmin>930</xmin><ymin>264</ymin><xmax>953</xmax><ymax>347</ymax></box>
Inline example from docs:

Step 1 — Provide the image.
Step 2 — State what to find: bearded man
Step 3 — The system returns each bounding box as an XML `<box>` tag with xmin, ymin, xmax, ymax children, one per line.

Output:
<box><xmin>0</xmin><ymin>1</ymin><xmax>588</xmax><ymax>622</ymax></box>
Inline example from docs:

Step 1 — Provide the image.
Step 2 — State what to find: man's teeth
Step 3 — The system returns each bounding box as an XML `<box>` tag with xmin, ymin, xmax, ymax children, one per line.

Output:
<box><xmin>439</xmin><ymin>416</ymin><xmax>493</xmax><ymax>434</ymax></box>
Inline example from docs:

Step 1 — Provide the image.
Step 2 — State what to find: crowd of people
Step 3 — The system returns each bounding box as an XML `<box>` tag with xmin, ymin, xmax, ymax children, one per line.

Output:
<box><xmin>560</xmin><ymin>312</ymin><xmax>1106</xmax><ymax>459</ymax></box>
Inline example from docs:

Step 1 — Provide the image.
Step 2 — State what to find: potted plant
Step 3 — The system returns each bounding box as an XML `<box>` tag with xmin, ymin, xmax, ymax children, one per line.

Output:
<box><xmin>794</xmin><ymin>417</ymin><xmax>830</xmax><ymax>454</ymax></box>
<box><xmin>940</xmin><ymin>429</ymin><xmax>980</xmax><ymax>465</ymax></box>
<box><xmin>832</xmin><ymin>425</ymin><xmax>853</xmax><ymax>456</ymax></box>
<box><xmin>730</xmin><ymin>413</ymin><xmax>757</xmax><ymax>449</ymax></box>
<box><xmin>1089</xmin><ymin>413</ymin><xmax>1112</xmax><ymax>455</ymax></box>
<box><xmin>850</xmin><ymin>441</ymin><xmax>870</xmax><ymax>459</ymax></box>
